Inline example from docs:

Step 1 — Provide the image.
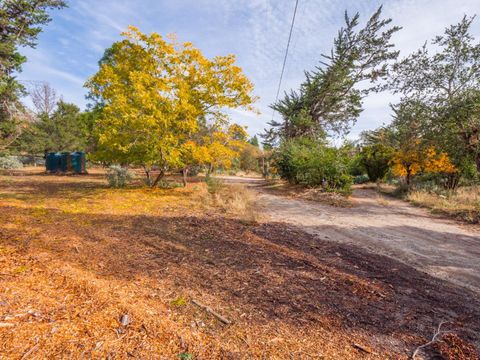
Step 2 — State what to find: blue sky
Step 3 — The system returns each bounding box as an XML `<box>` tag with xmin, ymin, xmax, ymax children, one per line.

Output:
<box><xmin>17</xmin><ymin>0</ymin><xmax>480</xmax><ymax>139</ymax></box>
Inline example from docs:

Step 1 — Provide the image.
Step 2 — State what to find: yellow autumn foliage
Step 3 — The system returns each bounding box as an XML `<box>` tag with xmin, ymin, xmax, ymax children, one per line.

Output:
<box><xmin>85</xmin><ymin>26</ymin><xmax>257</xmax><ymax>175</ymax></box>
<box><xmin>391</xmin><ymin>146</ymin><xmax>456</xmax><ymax>181</ymax></box>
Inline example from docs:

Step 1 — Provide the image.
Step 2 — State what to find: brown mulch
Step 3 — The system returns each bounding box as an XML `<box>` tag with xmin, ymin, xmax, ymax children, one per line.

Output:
<box><xmin>0</xmin><ymin>171</ymin><xmax>479</xmax><ymax>359</ymax></box>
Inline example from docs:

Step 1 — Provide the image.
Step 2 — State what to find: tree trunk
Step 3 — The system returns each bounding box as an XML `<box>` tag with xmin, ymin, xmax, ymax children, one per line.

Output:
<box><xmin>144</xmin><ymin>166</ymin><xmax>152</xmax><ymax>187</ymax></box>
<box><xmin>207</xmin><ymin>164</ymin><xmax>213</xmax><ymax>176</ymax></box>
<box><xmin>182</xmin><ymin>168</ymin><xmax>188</xmax><ymax>187</ymax></box>
<box><xmin>475</xmin><ymin>153</ymin><xmax>480</xmax><ymax>174</ymax></box>
<box><xmin>445</xmin><ymin>172</ymin><xmax>459</xmax><ymax>190</ymax></box>
<box><xmin>262</xmin><ymin>156</ymin><xmax>270</xmax><ymax>178</ymax></box>
<box><xmin>151</xmin><ymin>169</ymin><xmax>165</xmax><ymax>188</ymax></box>
<box><xmin>406</xmin><ymin>167</ymin><xmax>411</xmax><ymax>186</ymax></box>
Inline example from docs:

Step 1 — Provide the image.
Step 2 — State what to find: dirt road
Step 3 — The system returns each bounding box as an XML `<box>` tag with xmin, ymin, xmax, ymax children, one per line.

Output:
<box><xmin>252</xmin><ymin>184</ymin><xmax>480</xmax><ymax>294</ymax></box>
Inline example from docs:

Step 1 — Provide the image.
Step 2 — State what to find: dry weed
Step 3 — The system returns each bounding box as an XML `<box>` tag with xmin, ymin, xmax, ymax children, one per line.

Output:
<box><xmin>203</xmin><ymin>184</ymin><xmax>259</xmax><ymax>223</ymax></box>
<box><xmin>407</xmin><ymin>186</ymin><xmax>480</xmax><ymax>223</ymax></box>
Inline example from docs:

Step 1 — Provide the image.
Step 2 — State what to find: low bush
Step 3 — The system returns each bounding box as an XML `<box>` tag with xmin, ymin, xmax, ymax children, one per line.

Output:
<box><xmin>0</xmin><ymin>156</ymin><xmax>23</xmax><ymax>170</ymax></box>
<box><xmin>354</xmin><ymin>174</ymin><xmax>370</xmax><ymax>184</ymax></box>
<box><xmin>156</xmin><ymin>179</ymin><xmax>183</xmax><ymax>189</ymax></box>
<box><xmin>106</xmin><ymin>165</ymin><xmax>133</xmax><ymax>188</ymax></box>
<box><xmin>274</xmin><ymin>137</ymin><xmax>353</xmax><ymax>196</ymax></box>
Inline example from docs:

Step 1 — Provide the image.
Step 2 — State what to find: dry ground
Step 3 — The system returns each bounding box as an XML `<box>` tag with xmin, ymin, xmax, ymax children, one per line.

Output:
<box><xmin>256</xmin><ymin>183</ymin><xmax>480</xmax><ymax>295</ymax></box>
<box><xmin>0</xmin><ymin>169</ymin><xmax>479</xmax><ymax>359</ymax></box>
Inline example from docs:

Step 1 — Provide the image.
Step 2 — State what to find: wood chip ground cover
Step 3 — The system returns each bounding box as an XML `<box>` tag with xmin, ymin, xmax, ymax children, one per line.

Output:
<box><xmin>0</xmin><ymin>169</ymin><xmax>479</xmax><ymax>359</ymax></box>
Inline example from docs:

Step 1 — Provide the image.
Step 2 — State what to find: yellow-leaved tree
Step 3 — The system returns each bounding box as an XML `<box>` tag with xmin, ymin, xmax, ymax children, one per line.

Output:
<box><xmin>85</xmin><ymin>26</ymin><xmax>257</xmax><ymax>186</ymax></box>
<box><xmin>391</xmin><ymin>145</ymin><xmax>456</xmax><ymax>185</ymax></box>
<box><xmin>177</xmin><ymin>122</ymin><xmax>250</xmax><ymax>185</ymax></box>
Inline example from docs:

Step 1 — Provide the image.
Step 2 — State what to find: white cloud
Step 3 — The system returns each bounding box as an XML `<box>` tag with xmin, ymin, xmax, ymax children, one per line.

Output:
<box><xmin>16</xmin><ymin>0</ymin><xmax>480</xmax><ymax>139</ymax></box>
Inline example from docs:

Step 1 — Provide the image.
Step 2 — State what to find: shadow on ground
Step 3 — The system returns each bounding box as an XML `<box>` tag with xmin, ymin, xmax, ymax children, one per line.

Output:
<box><xmin>1</xmin><ymin>173</ymin><xmax>480</xmax><ymax>357</ymax></box>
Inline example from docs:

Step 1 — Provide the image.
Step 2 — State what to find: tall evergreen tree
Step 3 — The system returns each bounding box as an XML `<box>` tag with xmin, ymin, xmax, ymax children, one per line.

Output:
<box><xmin>0</xmin><ymin>0</ymin><xmax>66</xmax><ymax>151</ymax></box>
<box><xmin>263</xmin><ymin>7</ymin><xmax>400</xmax><ymax>144</ymax></box>
<box><xmin>17</xmin><ymin>100</ymin><xmax>86</xmax><ymax>155</ymax></box>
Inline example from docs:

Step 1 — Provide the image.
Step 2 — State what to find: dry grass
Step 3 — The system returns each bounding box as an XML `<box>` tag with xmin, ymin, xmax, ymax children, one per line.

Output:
<box><xmin>206</xmin><ymin>184</ymin><xmax>259</xmax><ymax>223</ymax></box>
<box><xmin>376</xmin><ymin>195</ymin><xmax>390</xmax><ymax>206</ymax></box>
<box><xmin>407</xmin><ymin>186</ymin><xmax>480</xmax><ymax>223</ymax></box>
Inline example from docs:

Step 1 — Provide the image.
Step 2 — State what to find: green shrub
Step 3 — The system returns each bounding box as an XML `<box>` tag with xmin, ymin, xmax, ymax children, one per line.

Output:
<box><xmin>274</xmin><ymin>137</ymin><xmax>353</xmax><ymax>195</ymax></box>
<box><xmin>205</xmin><ymin>175</ymin><xmax>224</xmax><ymax>194</ymax></box>
<box><xmin>156</xmin><ymin>179</ymin><xmax>182</xmax><ymax>189</ymax></box>
<box><xmin>0</xmin><ymin>156</ymin><xmax>23</xmax><ymax>170</ymax></box>
<box><xmin>359</xmin><ymin>144</ymin><xmax>393</xmax><ymax>182</ymax></box>
<box><xmin>106</xmin><ymin>165</ymin><xmax>133</xmax><ymax>188</ymax></box>
<box><xmin>354</xmin><ymin>174</ymin><xmax>370</xmax><ymax>184</ymax></box>
<box><xmin>349</xmin><ymin>153</ymin><xmax>365</xmax><ymax>176</ymax></box>
<box><xmin>187</xmin><ymin>165</ymin><xmax>202</xmax><ymax>177</ymax></box>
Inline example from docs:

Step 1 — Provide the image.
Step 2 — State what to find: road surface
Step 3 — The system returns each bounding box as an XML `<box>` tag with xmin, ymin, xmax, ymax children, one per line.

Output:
<box><xmin>240</xmin><ymin>181</ymin><xmax>480</xmax><ymax>294</ymax></box>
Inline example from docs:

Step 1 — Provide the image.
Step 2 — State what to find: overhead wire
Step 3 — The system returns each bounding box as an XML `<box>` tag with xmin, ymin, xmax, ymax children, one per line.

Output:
<box><xmin>270</xmin><ymin>0</ymin><xmax>299</xmax><ymax>123</ymax></box>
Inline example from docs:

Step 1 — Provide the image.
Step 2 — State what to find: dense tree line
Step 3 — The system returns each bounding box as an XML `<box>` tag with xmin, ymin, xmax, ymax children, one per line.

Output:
<box><xmin>262</xmin><ymin>7</ymin><xmax>400</xmax><ymax>193</ymax></box>
<box><xmin>264</xmin><ymin>8</ymin><xmax>480</xmax><ymax>193</ymax></box>
<box><xmin>5</xmin><ymin>2</ymin><xmax>480</xmax><ymax>194</ymax></box>
<box><xmin>361</xmin><ymin>16</ymin><xmax>480</xmax><ymax>189</ymax></box>
<box><xmin>1</xmin><ymin>2</ymin><xmax>266</xmax><ymax>186</ymax></box>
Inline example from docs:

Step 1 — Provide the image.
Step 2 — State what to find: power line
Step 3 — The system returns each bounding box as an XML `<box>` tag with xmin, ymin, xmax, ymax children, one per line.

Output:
<box><xmin>271</xmin><ymin>0</ymin><xmax>299</xmax><ymax>122</ymax></box>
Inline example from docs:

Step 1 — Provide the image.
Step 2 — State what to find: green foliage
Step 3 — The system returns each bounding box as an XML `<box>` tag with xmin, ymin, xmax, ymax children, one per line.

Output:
<box><xmin>78</xmin><ymin>106</ymin><xmax>102</xmax><ymax>153</ymax></box>
<box><xmin>16</xmin><ymin>100</ymin><xmax>87</xmax><ymax>154</ymax></box>
<box><xmin>349</xmin><ymin>153</ymin><xmax>365</xmax><ymax>176</ymax></box>
<box><xmin>390</xmin><ymin>15</ymin><xmax>480</xmax><ymax>176</ymax></box>
<box><xmin>170</xmin><ymin>296</ymin><xmax>187</xmax><ymax>307</ymax></box>
<box><xmin>264</xmin><ymin>6</ymin><xmax>399</xmax><ymax>143</ymax></box>
<box><xmin>353</xmin><ymin>174</ymin><xmax>370</xmax><ymax>184</ymax></box>
<box><xmin>205</xmin><ymin>175</ymin><xmax>224</xmax><ymax>194</ymax></box>
<box><xmin>359</xmin><ymin>144</ymin><xmax>393</xmax><ymax>181</ymax></box>
<box><xmin>0</xmin><ymin>155</ymin><xmax>23</xmax><ymax>169</ymax></box>
<box><xmin>156</xmin><ymin>179</ymin><xmax>182</xmax><ymax>189</ymax></box>
<box><xmin>106</xmin><ymin>165</ymin><xmax>133</xmax><ymax>188</ymax></box>
<box><xmin>0</xmin><ymin>0</ymin><xmax>66</xmax><ymax>151</ymax></box>
<box><xmin>275</xmin><ymin>137</ymin><xmax>353</xmax><ymax>195</ymax></box>
<box><xmin>86</xmin><ymin>27</ymin><xmax>256</xmax><ymax>186</ymax></box>
<box><xmin>248</xmin><ymin>135</ymin><xmax>259</xmax><ymax>147</ymax></box>
<box><xmin>177</xmin><ymin>353</ymin><xmax>193</xmax><ymax>360</ymax></box>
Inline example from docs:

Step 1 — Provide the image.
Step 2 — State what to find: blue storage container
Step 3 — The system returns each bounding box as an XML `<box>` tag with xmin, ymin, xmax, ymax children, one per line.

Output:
<box><xmin>59</xmin><ymin>152</ymin><xmax>69</xmax><ymax>172</ymax></box>
<box><xmin>46</xmin><ymin>152</ymin><xmax>61</xmax><ymax>172</ymax></box>
<box><xmin>45</xmin><ymin>151</ymin><xmax>87</xmax><ymax>174</ymax></box>
<box><xmin>71</xmin><ymin>152</ymin><xmax>86</xmax><ymax>174</ymax></box>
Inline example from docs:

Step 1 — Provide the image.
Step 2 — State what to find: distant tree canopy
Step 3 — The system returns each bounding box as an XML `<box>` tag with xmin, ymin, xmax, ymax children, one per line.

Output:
<box><xmin>86</xmin><ymin>26</ymin><xmax>257</xmax><ymax>186</ymax></box>
<box><xmin>0</xmin><ymin>0</ymin><xmax>66</xmax><ymax>152</ymax></box>
<box><xmin>359</xmin><ymin>144</ymin><xmax>393</xmax><ymax>182</ymax></box>
<box><xmin>16</xmin><ymin>99</ymin><xmax>87</xmax><ymax>155</ymax></box>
